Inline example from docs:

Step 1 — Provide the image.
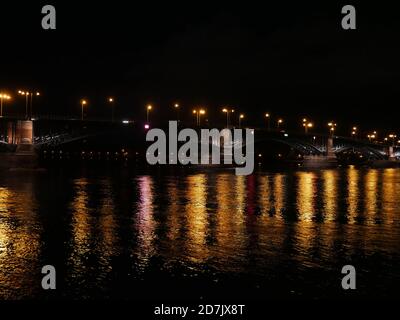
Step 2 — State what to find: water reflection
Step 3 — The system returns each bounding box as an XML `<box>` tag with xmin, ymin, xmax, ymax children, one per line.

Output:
<box><xmin>296</xmin><ymin>172</ymin><xmax>317</xmax><ymax>222</ymax></box>
<box><xmin>347</xmin><ymin>166</ymin><xmax>360</xmax><ymax>223</ymax></box>
<box><xmin>134</xmin><ymin>176</ymin><xmax>156</xmax><ymax>270</ymax></box>
<box><xmin>382</xmin><ymin>169</ymin><xmax>400</xmax><ymax>224</ymax></box>
<box><xmin>364</xmin><ymin>169</ymin><xmax>379</xmax><ymax>224</ymax></box>
<box><xmin>0</xmin><ymin>180</ymin><xmax>41</xmax><ymax>299</ymax></box>
<box><xmin>272</xmin><ymin>174</ymin><xmax>286</xmax><ymax>217</ymax></box>
<box><xmin>322</xmin><ymin>170</ymin><xmax>338</xmax><ymax>222</ymax></box>
<box><xmin>185</xmin><ymin>174</ymin><xmax>208</xmax><ymax>264</ymax></box>
<box><xmin>0</xmin><ymin>168</ymin><xmax>400</xmax><ymax>299</ymax></box>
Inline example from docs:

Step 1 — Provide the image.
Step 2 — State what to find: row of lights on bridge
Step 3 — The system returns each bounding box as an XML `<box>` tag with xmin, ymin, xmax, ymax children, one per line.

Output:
<box><xmin>1</xmin><ymin>92</ymin><xmax>399</xmax><ymax>145</ymax></box>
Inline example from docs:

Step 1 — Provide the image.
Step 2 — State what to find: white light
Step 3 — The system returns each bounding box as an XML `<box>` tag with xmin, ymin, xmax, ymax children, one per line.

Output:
<box><xmin>122</xmin><ymin>120</ymin><xmax>129</xmax><ymax>124</ymax></box>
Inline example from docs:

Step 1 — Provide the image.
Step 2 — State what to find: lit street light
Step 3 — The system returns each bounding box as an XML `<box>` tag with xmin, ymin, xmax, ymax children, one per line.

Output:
<box><xmin>0</xmin><ymin>93</ymin><xmax>11</xmax><ymax>118</ymax></box>
<box><xmin>199</xmin><ymin>109</ymin><xmax>205</xmax><ymax>126</ymax></box>
<box><xmin>328</xmin><ymin>121</ymin><xmax>337</xmax><ymax>136</ymax></box>
<box><xmin>174</xmin><ymin>103</ymin><xmax>180</xmax><ymax>122</ymax></box>
<box><xmin>367</xmin><ymin>134</ymin><xmax>376</xmax><ymax>142</ymax></box>
<box><xmin>146</xmin><ymin>104</ymin><xmax>152</xmax><ymax>123</ymax></box>
<box><xmin>108</xmin><ymin>97</ymin><xmax>115</xmax><ymax>122</ymax></box>
<box><xmin>81</xmin><ymin>99</ymin><xmax>87</xmax><ymax>121</ymax></box>
<box><xmin>351</xmin><ymin>126</ymin><xmax>358</xmax><ymax>138</ymax></box>
<box><xmin>277</xmin><ymin>118</ymin><xmax>283</xmax><ymax>130</ymax></box>
<box><xmin>193</xmin><ymin>108</ymin><xmax>206</xmax><ymax>126</ymax></box>
<box><xmin>193</xmin><ymin>110</ymin><xmax>198</xmax><ymax>126</ymax></box>
<box><xmin>265</xmin><ymin>113</ymin><xmax>271</xmax><ymax>131</ymax></box>
<box><xmin>389</xmin><ymin>134</ymin><xmax>397</xmax><ymax>147</ymax></box>
<box><xmin>302</xmin><ymin>118</ymin><xmax>313</xmax><ymax>134</ymax></box>
<box><xmin>18</xmin><ymin>90</ymin><xmax>40</xmax><ymax>120</ymax></box>
<box><xmin>18</xmin><ymin>91</ymin><xmax>29</xmax><ymax>119</ymax></box>
<box><xmin>239</xmin><ymin>114</ymin><xmax>244</xmax><ymax>128</ymax></box>
<box><xmin>222</xmin><ymin>108</ymin><xmax>234</xmax><ymax>128</ymax></box>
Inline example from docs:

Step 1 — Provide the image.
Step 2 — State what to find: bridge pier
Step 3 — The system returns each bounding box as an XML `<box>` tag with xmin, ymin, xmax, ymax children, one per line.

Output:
<box><xmin>388</xmin><ymin>146</ymin><xmax>396</xmax><ymax>161</ymax></box>
<box><xmin>326</xmin><ymin>137</ymin><xmax>335</xmax><ymax>158</ymax></box>
<box><xmin>302</xmin><ymin>137</ymin><xmax>338</xmax><ymax>168</ymax></box>
<box><xmin>1</xmin><ymin>120</ymin><xmax>38</xmax><ymax>170</ymax></box>
<box><xmin>7</xmin><ymin>120</ymin><xmax>34</xmax><ymax>144</ymax></box>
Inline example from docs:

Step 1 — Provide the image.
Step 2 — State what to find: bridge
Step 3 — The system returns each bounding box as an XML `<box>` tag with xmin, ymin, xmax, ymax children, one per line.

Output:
<box><xmin>0</xmin><ymin>117</ymin><xmax>399</xmax><ymax>168</ymax></box>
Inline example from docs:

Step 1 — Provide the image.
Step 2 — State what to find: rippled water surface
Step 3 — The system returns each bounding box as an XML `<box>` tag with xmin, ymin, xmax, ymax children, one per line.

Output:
<box><xmin>1</xmin><ymin>167</ymin><xmax>400</xmax><ymax>300</ymax></box>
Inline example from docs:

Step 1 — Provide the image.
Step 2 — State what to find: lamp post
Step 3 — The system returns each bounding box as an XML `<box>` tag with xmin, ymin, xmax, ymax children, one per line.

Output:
<box><xmin>146</xmin><ymin>105</ymin><xmax>152</xmax><ymax>123</ymax></box>
<box><xmin>18</xmin><ymin>90</ymin><xmax>40</xmax><ymax>120</ymax></box>
<box><xmin>174</xmin><ymin>103</ymin><xmax>180</xmax><ymax>122</ymax></box>
<box><xmin>302</xmin><ymin>118</ymin><xmax>313</xmax><ymax>134</ymax></box>
<box><xmin>81</xmin><ymin>99</ymin><xmax>87</xmax><ymax>121</ymax></box>
<box><xmin>18</xmin><ymin>91</ymin><xmax>29</xmax><ymax>119</ymax></box>
<box><xmin>193</xmin><ymin>109</ymin><xmax>206</xmax><ymax>126</ymax></box>
<box><xmin>108</xmin><ymin>98</ymin><xmax>115</xmax><ymax>122</ymax></box>
<box><xmin>277</xmin><ymin>118</ymin><xmax>283</xmax><ymax>130</ymax></box>
<box><xmin>351</xmin><ymin>126</ymin><xmax>357</xmax><ymax>139</ymax></box>
<box><xmin>265</xmin><ymin>113</ymin><xmax>271</xmax><ymax>131</ymax></box>
<box><xmin>199</xmin><ymin>109</ymin><xmax>205</xmax><ymax>126</ymax></box>
<box><xmin>222</xmin><ymin>108</ymin><xmax>234</xmax><ymax>128</ymax></box>
<box><xmin>389</xmin><ymin>134</ymin><xmax>397</xmax><ymax>147</ymax></box>
<box><xmin>305</xmin><ymin>122</ymin><xmax>313</xmax><ymax>134</ymax></box>
<box><xmin>328</xmin><ymin>121</ymin><xmax>337</xmax><ymax>137</ymax></box>
<box><xmin>30</xmin><ymin>92</ymin><xmax>40</xmax><ymax>119</ymax></box>
<box><xmin>239</xmin><ymin>114</ymin><xmax>244</xmax><ymax>128</ymax></box>
<box><xmin>193</xmin><ymin>110</ymin><xmax>198</xmax><ymax>126</ymax></box>
<box><xmin>0</xmin><ymin>93</ymin><xmax>11</xmax><ymax>118</ymax></box>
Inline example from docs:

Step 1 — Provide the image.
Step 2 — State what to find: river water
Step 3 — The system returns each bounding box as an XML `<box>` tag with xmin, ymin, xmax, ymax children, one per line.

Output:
<box><xmin>0</xmin><ymin>166</ymin><xmax>399</xmax><ymax>300</ymax></box>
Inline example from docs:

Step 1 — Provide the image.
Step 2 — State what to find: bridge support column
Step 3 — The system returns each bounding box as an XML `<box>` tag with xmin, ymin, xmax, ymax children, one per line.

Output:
<box><xmin>388</xmin><ymin>146</ymin><xmax>396</xmax><ymax>161</ymax></box>
<box><xmin>326</xmin><ymin>137</ymin><xmax>335</xmax><ymax>158</ymax></box>
<box><xmin>16</xmin><ymin>120</ymin><xmax>34</xmax><ymax>144</ymax></box>
<box><xmin>1</xmin><ymin>120</ymin><xmax>38</xmax><ymax>170</ymax></box>
<box><xmin>302</xmin><ymin>137</ymin><xmax>338</xmax><ymax>168</ymax></box>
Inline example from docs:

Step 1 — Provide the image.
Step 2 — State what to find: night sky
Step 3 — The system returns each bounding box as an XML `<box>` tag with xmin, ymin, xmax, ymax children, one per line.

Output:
<box><xmin>1</xmin><ymin>2</ymin><xmax>400</xmax><ymax>132</ymax></box>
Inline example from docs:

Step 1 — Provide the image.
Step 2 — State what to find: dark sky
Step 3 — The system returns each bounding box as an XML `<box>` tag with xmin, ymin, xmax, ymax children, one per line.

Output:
<box><xmin>1</xmin><ymin>1</ymin><xmax>400</xmax><ymax>133</ymax></box>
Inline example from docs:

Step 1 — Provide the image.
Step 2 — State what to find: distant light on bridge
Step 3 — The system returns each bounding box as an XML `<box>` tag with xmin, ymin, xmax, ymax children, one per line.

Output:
<box><xmin>122</xmin><ymin>120</ymin><xmax>129</xmax><ymax>124</ymax></box>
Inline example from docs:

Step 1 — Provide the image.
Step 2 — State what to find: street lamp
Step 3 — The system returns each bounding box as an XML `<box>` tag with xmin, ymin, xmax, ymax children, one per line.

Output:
<box><xmin>351</xmin><ymin>126</ymin><xmax>358</xmax><ymax>138</ymax></box>
<box><xmin>174</xmin><ymin>103</ymin><xmax>180</xmax><ymax>122</ymax></box>
<box><xmin>18</xmin><ymin>90</ymin><xmax>40</xmax><ymax>119</ymax></box>
<box><xmin>146</xmin><ymin>104</ymin><xmax>152</xmax><ymax>123</ymax></box>
<box><xmin>277</xmin><ymin>118</ymin><xmax>283</xmax><ymax>130</ymax></box>
<box><xmin>367</xmin><ymin>133</ymin><xmax>376</xmax><ymax>142</ymax></box>
<box><xmin>31</xmin><ymin>92</ymin><xmax>40</xmax><ymax>119</ymax></box>
<box><xmin>193</xmin><ymin>108</ymin><xmax>206</xmax><ymax>126</ymax></box>
<box><xmin>305</xmin><ymin>122</ymin><xmax>313</xmax><ymax>134</ymax></box>
<box><xmin>108</xmin><ymin>97</ymin><xmax>115</xmax><ymax>122</ymax></box>
<box><xmin>265</xmin><ymin>113</ymin><xmax>271</xmax><ymax>131</ymax></box>
<box><xmin>81</xmin><ymin>99</ymin><xmax>87</xmax><ymax>120</ymax></box>
<box><xmin>199</xmin><ymin>109</ymin><xmax>205</xmax><ymax>126</ymax></box>
<box><xmin>222</xmin><ymin>108</ymin><xmax>234</xmax><ymax>128</ymax></box>
<box><xmin>18</xmin><ymin>91</ymin><xmax>29</xmax><ymax>119</ymax></box>
<box><xmin>328</xmin><ymin>121</ymin><xmax>337</xmax><ymax>136</ymax></box>
<box><xmin>302</xmin><ymin>118</ymin><xmax>313</xmax><ymax>134</ymax></box>
<box><xmin>239</xmin><ymin>114</ymin><xmax>244</xmax><ymax>128</ymax></box>
<box><xmin>389</xmin><ymin>134</ymin><xmax>397</xmax><ymax>147</ymax></box>
<box><xmin>193</xmin><ymin>110</ymin><xmax>198</xmax><ymax>126</ymax></box>
<box><xmin>0</xmin><ymin>93</ymin><xmax>11</xmax><ymax>118</ymax></box>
